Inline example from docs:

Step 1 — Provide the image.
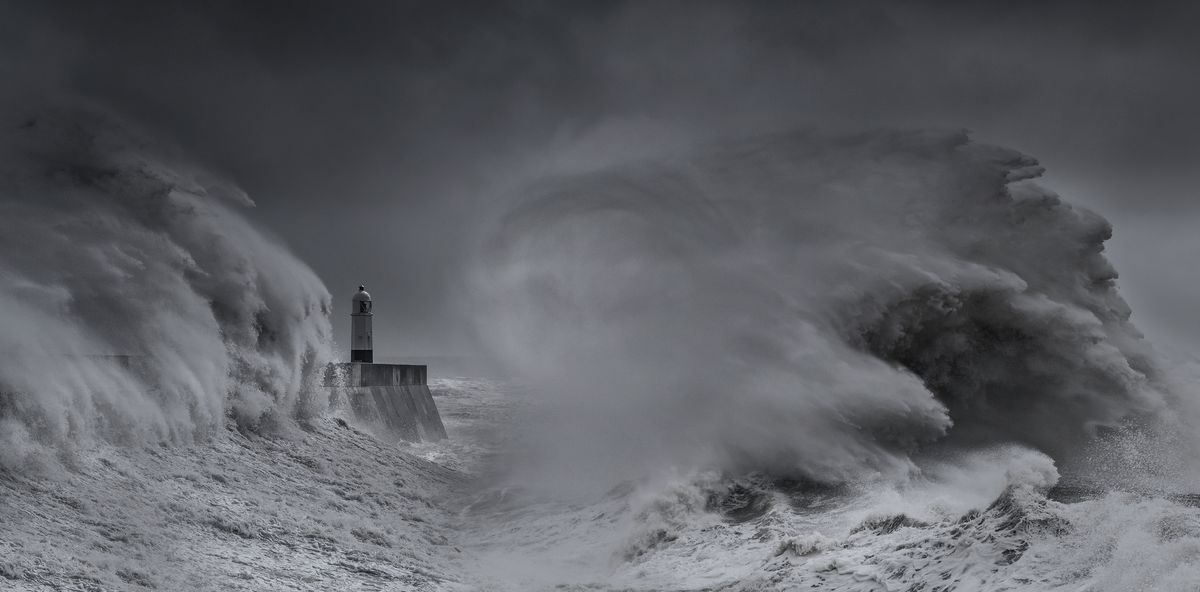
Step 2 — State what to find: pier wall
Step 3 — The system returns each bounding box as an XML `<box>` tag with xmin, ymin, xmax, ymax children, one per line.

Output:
<box><xmin>324</xmin><ymin>363</ymin><xmax>446</xmax><ymax>442</ymax></box>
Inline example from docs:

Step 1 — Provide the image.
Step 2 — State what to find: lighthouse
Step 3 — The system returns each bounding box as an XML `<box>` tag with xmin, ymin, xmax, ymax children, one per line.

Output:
<box><xmin>351</xmin><ymin>285</ymin><xmax>373</xmax><ymax>363</ymax></box>
<box><xmin>322</xmin><ymin>284</ymin><xmax>446</xmax><ymax>442</ymax></box>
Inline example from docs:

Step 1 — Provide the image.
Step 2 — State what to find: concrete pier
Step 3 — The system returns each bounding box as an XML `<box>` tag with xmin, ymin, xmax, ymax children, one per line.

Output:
<box><xmin>324</xmin><ymin>362</ymin><xmax>446</xmax><ymax>442</ymax></box>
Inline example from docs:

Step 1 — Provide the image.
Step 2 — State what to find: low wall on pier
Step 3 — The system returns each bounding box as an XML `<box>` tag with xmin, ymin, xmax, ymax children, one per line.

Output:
<box><xmin>324</xmin><ymin>363</ymin><xmax>446</xmax><ymax>442</ymax></box>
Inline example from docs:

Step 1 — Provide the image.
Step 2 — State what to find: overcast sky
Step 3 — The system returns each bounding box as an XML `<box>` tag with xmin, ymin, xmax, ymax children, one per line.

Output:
<box><xmin>3</xmin><ymin>0</ymin><xmax>1198</xmax><ymax>356</ymax></box>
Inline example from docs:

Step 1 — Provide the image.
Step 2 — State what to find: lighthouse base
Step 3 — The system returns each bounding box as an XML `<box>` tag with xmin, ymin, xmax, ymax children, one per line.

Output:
<box><xmin>350</xmin><ymin>349</ymin><xmax>373</xmax><ymax>363</ymax></box>
<box><xmin>323</xmin><ymin>362</ymin><xmax>446</xmax><ymax>442</ymax></box>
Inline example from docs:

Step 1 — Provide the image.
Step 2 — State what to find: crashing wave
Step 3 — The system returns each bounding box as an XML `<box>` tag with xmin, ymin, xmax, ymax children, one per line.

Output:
<box><xmin>0</xmin><ymin>104</ymin><xmax>335</xmax><ymax>469</ymax></box>
<box><xmin>471</xmin><ymin>128</ymin><xmax>1176</xmax><ymax>489</ymax></box>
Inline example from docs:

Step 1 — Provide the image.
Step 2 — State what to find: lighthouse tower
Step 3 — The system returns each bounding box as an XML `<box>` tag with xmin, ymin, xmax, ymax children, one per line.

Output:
<box><xmin>351</xmin><ymin>285</ymin><xmax>373</xmax><ymax>363</ymax></box>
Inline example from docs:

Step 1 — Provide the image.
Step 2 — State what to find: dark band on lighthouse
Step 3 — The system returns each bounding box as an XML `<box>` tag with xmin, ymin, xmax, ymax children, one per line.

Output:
<box><xmin>351</xmin><ymin>285</ymin><xmax>373</xmax><ymax>363</ymax></box>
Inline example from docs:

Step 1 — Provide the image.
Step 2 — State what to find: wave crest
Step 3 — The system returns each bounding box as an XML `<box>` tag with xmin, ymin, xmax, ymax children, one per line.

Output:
<box><xmin>0</xmin><ymin>105</ymin><xmax>334</xmax><ymax>468</ymax></box>
<box><xmin>471</xmin><ymin>128</ymin><xmax>1170</xmax><ymax>486</ymax></box>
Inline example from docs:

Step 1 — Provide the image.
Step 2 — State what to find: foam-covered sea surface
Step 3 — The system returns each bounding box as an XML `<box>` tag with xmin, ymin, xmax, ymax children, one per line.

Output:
<box><xmin>0</xmin><ymin>408</ymin><xmax>461</xmax><ymax>590</ymax></box>
<box><xmin>7</xmin><ymin>376</ymin><xmax>1197</xmax><ymax>591</ymax></box>
<box><xmin>441</xmin><ymin>379</ymin><xmax>1200</xmax><ymax>592</ymax></box>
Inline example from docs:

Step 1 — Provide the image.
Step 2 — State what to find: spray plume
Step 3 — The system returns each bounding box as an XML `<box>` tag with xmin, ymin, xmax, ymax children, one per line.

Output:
<box><xmin>471</xmin><ymin>128</ymin><xmax>1173</xmax><ymax>491</ymax></box>
<box><xmin>0</xmin><ymin>105</ymin><xmax>334</xmax><ymax>469</ymax></box>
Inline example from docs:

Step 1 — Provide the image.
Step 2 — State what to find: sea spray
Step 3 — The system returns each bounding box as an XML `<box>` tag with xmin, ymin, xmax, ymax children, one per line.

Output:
<box><xmin>0</xmin><ymin>105</ymin><xmax>335</xmax><ymax>469</ymax></box>
<box><xmin>469</xmin><ymin>128</ymin><xmax>1174</xmax><ymax>491</ymax></box>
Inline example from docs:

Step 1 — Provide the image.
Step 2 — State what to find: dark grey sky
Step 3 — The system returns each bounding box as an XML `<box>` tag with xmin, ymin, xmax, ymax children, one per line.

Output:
<box><xmin>4</xmin><ymin>0</ymin><xmax>1199</xmax><ymax>356</ymax></box>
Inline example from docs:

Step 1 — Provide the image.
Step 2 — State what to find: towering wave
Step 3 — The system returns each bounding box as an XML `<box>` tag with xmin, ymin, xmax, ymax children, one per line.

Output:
<box><xmin>471</xmin><ymin>129</ymin><xmax>1177</xmax><ymax>489</ymax></box>
<box><xmin>0</xmin><ymin>105</ymin><xmax>334</xmax><ymax>469</ymax></box>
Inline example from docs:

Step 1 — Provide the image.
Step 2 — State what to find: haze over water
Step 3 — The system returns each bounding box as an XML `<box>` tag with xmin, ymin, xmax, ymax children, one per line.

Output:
<box><xmin>3</xmin><ymin>2</ymin><xmax>1200</xmax><ymax>590</ymax></box>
